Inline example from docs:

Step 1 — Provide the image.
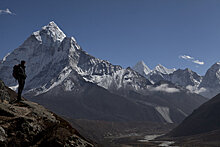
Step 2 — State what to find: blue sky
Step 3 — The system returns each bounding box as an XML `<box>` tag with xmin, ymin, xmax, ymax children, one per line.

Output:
<box><xmin>0</xmin><ymin>0</ymin><xmax>220</xmax><ymax>75</ymax></box>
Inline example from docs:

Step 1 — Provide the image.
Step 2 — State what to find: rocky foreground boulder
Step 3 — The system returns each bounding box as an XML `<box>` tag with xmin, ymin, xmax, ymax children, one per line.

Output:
<box><xmin>0</xmin><ymin>80</ymin><xmax>94</xmax><ymax>147</ymax></box>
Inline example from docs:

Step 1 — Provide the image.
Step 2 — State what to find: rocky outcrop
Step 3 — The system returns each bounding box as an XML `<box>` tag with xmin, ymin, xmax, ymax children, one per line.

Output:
<box><xmin>0</xmin><ymin>80</ymin><xmax>11</xmax><ymax>103</ymax></box>
<box><xmin>0</xmin><ymin>80</ymin><xmax>94</xmax><ymax>147</ymax></box>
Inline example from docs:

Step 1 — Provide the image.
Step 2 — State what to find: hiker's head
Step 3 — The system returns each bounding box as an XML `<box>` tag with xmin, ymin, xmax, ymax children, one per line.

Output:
<box><xmin>21</xmin><ymin>60</ymin><xmax>26</xmax><ymax>66</ymax></box>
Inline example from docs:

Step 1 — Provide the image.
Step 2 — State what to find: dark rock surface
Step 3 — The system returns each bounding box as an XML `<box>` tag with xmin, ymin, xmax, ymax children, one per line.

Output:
<box><xmin>167</xmin><ymin>93</ymin><xmax>220</xmax><ymax>137</ymax></box>
<box><xmin>0</xmin><ymin>80</ymin><xmax>94</xmax><ymax>147</ymax></box>
<box><xmin>0</xmin><ymin>80</ymin><xmax>10</xmax><ymax>102</ymax></box>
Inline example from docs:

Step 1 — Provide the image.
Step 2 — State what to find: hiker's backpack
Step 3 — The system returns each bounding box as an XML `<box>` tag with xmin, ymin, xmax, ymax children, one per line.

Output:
<box><xmin>12</xmin><ymin>65</ymin><xmax>19</xmax><ymax>80</ymax></box>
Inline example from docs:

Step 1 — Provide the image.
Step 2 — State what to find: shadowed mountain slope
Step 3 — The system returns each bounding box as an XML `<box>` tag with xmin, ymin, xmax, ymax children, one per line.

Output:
<box><xmin>167</xmin><ymin>93</ymin><xmax>220</xmax><ymax>137</ymax></box>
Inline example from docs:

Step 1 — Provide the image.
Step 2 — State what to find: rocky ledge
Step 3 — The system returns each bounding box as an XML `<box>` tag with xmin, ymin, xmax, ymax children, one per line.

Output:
<box><xmin>0</xmin><ymin>80</ymin><xmax>94</xmax><ymax>147</ymax></box>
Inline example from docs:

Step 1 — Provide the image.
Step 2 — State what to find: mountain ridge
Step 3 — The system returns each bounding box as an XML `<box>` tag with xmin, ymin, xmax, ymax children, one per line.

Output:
<box><xmin>0</xmin><ymin>21</ymin><xmax>208</xmax><ymax>124</ymax></box>
<box><xmin>132</xmin><ymin>60</ymin><xmax>220</xmax><ymax>98</ymax></box>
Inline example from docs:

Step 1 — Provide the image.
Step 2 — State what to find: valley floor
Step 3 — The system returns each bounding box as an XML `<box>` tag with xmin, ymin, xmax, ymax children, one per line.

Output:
<box><xmin>65</xmin><ymin>118</ymin><xmax>177</xmax><ymax>147</ymax></box>
<box><xmin>64</xmin><ymin>118</ymin><xmax>220</xmax><ymax>147</ymax></box>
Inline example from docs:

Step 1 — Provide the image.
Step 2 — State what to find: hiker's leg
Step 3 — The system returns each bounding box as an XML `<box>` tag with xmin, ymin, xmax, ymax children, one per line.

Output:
<box><xmin>17</xmin><ymin>80</ymin><xmax>21</xmax><ymax>100</ymax></box>
<box><xmin>20</xmin><ymin>79</ymin><xmax>25</xmax><ymax>93</ymax></box>
<box><xmin>17</xmin><ymin>79</ymin><xmax>24</xmax><ymax>100</ymax></box>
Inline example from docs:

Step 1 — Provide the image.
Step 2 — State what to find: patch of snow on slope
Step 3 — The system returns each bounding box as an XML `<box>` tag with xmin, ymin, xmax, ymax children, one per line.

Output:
<box><xmin>155</xmin><ymin>106</ymin><xmax>173</xmax><ymax>123</ymax></box>
<box><xmin>133</xmin><ymin>61</ymin><xmax>151</xmax><ymax>76</ymax></box>
<box><xmin>35</xmin><ymin>67</ymin><xmax>72</xmax><ymax>95</ymax></box>
<box><xmin>91</xmin><ymin>74</ymin><xmax>113</xmax><ymax>89</ymax></box>
<box><xmin>63</xmin><ymin>79</ymin><xmax>75</xmax><ymax>91</ymax></box>
<box><xmin>154</xmin><ymin>64</ymin><xmax>176</xmax><ymax>74</ymax></box>
<box><xmin>2</xmin><ymin>53</ymin><xmax>11</xmax><ymax>63</ymax></box>
<box><xmin>88</xmin><ymin>69</ymin><xmax>126</xmax><ymax>89</ymax></box>
<box><xmin>9</xmin><ymin>84</ymin><xmax>19</xmax><ymax>91</ymax></box>
<box><xmin>177</xmin><ymin>108</ymin><xmax>188</xmax><ymax>117</ymax></box>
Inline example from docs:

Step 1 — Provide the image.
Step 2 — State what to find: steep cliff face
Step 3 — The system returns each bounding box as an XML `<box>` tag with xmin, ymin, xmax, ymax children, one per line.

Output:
<box><xmin>0</xmin><ymin>80</ymin><xmax>94</xmax><ymax>147</ymax></box>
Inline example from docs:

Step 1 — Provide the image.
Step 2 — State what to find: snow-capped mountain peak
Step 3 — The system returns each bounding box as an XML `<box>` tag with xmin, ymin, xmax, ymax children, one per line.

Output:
<box><xmin>199</xmin><ymin>62</ymin><xmax>220</xmax><ymax>95</ymax></box>
<box><xmin>0</xmin><ymin>21</ymin><xmax>124</xmax><ymax>94</ymax></box>
<box><xmin>0</xmin><ymin>21</ymin><xmax>218</xmax><ymax>99</ymax></box>
<box><xmin>32</xmin><ymin>21</ymin><xmax>66</xmax><ymax>45</ymax></box>
<box><xmin>205</xmin><ymin>62</ymin><xmax>220</xmax><ymax>80</ymax></box>
<box><xmin>154</xmin><ymin>64</ymin><xmax>176</xmax><ymax>74</ymax></box>
<box><xmin>170</xmin><ymin>68</ymin><xmax>202</xmax><ymax>87</ymax></box>
<box><xmin>0</xmin><ymin>22</ymin><xmax>208</xmax><ymax>124</ymax></box>
<box><xmin>0</xmin><ymin>21</ymin><xmax>71</xmax><ymax>89</ymax></box>
<box><xmin>132</xmin><ymin>61</ymin><xmax>151</xmax><ymax>76</ymax></box>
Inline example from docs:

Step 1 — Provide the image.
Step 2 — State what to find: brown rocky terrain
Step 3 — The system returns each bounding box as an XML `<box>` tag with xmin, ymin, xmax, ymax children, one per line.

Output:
<box><xmin>0</xmin><ymin>80</ymin><xmax>94</xmax><ymax>147</ymax></box>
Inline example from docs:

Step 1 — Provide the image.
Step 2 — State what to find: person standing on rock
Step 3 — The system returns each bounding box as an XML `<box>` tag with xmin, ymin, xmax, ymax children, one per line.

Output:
<box><xmin>13</xmin><ymin>60</ymin><xmax>27</xmax><ymax>102</ymax></box>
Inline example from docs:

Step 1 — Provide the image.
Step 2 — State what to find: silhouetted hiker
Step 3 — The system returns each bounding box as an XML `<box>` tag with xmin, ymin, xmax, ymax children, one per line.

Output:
<box><xmin>12</xmin><ymin>60</ymin><xmax>27</xmax><ymax>102</ymax></box>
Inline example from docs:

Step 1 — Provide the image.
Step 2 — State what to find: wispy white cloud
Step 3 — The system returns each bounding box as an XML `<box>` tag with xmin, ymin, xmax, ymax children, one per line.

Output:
<box><xmin>150</xmin><ymin>84</ymin><xmax>180</xmax><ymax>93</ymax></box>
<box><xmin>179</xmin><ymin>54</ymin><xmax>204</xmax><ymax>65</ymax></box>
<box><xmin>179</xmin><ymin>55</ymin><xmax>194</xmax><ymax>60</ymax></box>
<box><xmin>193</xmin><ymin>60</ymin><xmax>204</xmax><ymax>65</ymax></box>
<box><xmin>186</xmin><ymin>85</ymin><xmax>207</xmax><ymax>94</ymax></box>
<box><xmin>0</xmin><ymin>8</ymin><xmax>16</xmax><ymax>15</ymax></box>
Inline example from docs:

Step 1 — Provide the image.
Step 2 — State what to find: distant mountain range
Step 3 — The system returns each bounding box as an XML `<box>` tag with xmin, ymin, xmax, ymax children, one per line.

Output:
<box><xmin>133</xmin><ymin>60</ymin><xmax>220</xmax><ymax>98</ymax></box>
<box><xmin>0</xmin><ymin>21</ymin><xmax>211</xmax><ymax>124</ymax></box>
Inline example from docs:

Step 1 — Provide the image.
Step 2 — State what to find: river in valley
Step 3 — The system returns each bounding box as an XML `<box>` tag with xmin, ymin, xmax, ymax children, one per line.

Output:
<box><xmin>138</xmin><ymin>134</ymin><xmax>179</xmax><ymax>147</ymax></box>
